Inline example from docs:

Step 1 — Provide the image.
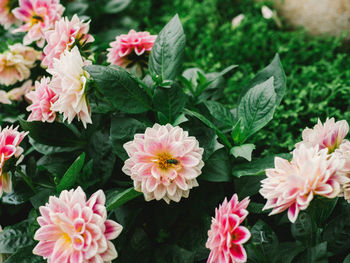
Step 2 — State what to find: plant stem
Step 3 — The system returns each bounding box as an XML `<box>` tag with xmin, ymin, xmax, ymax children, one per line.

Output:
<box><xmin>16</xmin><ymin>168</ymin><xmax>36</xmax><ymax>194</ymax></box>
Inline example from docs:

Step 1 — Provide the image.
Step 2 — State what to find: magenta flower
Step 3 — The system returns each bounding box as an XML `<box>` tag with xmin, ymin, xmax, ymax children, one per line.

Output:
<box><xmin>33</xmin><ymin>187</ymin><xmax>123</xmax><ymax>262</ymax></box>
<box><xmin>206</xmin><ymin>194</ymin><xmax>251</xmax><ymax>263</ymax></box>
<box><xmin>122</xmin><ymin>124</ymin><xmax>204</xmax><ymax>203</ymax></box>
<box><xmin>26</xmin><ymin>77</ymin><xmax>57</xmax><ymax>122</ymax></box>
<box><xmin>0</xmin><ymin>126</ymin><xmax>28</xmax><ymax>197</ymax></box>
<box><xmin>107</xmin><ymin>29</ymin><xmax>157</xmax><ymax>76</ymax></box>
<box><xmin>260</xmin><ymin>144</ymin><xmax>349</xmax><ymax>223</ymax></box>
<box><xmin>42</xmin><ymin>14</ymin><xmax>94</xmax><ymax>68</ymax></box>
<box><xmin>12</xmin><ymin>0</ymin><xmax>64</xmax><ymax>47</ymax></box>
<box><xmin>296</xmin><ymin>118</ymin><xmax>349</xmax><ymax>153</ymax></box>
<box><xmin>0</xmin><ymin>0</ymin><xmax>18</xmax><ymax>29</ymax></box>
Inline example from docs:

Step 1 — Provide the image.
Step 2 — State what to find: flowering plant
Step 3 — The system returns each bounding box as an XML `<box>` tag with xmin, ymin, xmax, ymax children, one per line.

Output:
<box><xmin>0</xmin><ymin>1</ymin><xmax>348</xmax><ymax>263</ymax></box>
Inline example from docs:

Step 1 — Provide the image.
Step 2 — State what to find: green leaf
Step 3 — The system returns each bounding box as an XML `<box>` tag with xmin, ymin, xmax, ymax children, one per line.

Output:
<box><xmin>184</xmin><ymin>109</ymin><xmax>232</xmax><ymax>148</ymax></box>
<box><xmin>232</xmin><ymin>153</ymin><xmax>291</xmax><ymax>178</ymax></box>
<box><xmin>250</xmin><ymin>220</ymin><xmax>279</xmax><ymax>260</ymax></box>
<box><xmin>30</xmin><ymin>188</ymin><xmax>54</xmax><ymax>209</ymax></box>
<box><xmin>153</xmin><ymin>83</ymin><xmax>188</xmax><ymax>124</ymax></box>
<box><xmin>308</xmin><ymin>196</ymin><xmax>338</xmax><ymax>226</ymax></box>
<box><xmin>154</xmin><ymin>245</ymin><xmax>195</xmax><ymax>263</ymax></box>
<box><xmin>204</xmin><ymin>100</ymin><xmax>235</xmax><ymax>127</ymax></box>
<box><xmin>29</xmin><ymin>137</ymin><xmax>81</xmax><ymax>155</ymax></box>
<box><xmin>239</xmin><ymin>54</ymin><xmax>286</xmax><ymax>107</ymax></box>
<box><xmin>343</xmin><ymin>254</ymin><xmax>350</xmax><ymax>263</ymax></box>
<box><xmin>296</xmin><ymin>242</ymin><xmax>328</xmax><ymax>263</ymax></box>
<box><xmin>85</xmin><ymin>65</ymin><xmax>151</xmax><ymax>114</ymax></box>
<box><xmin>200</xmin><ymin>149</ymin><xmax>231</xmax><ymax>182</ymax></box>
<box><xmin>19</xmin><ymin>117</ymin><xmax>83</xmax><ymax>147</ymax></box>
<box><xmin>4</xmin><ymin>245</ymin><xmax>45</xmax><ymax>263</ymax></box>
<box><xmin>234</xmin><ymin>174</ymin><xmax>266</xmax><ymax>197</ymax></box>
<box><xmin>56</xmin><ymin>152</ymin><xmax>85</xmax><ymax>193</ymax></box>
<box><xmin>0</xmin><ymin>221</ymin><xmax>34</xmax><ymax>253</ymax></box>
<box><xmin>237</xmin><ymin>77</ymin><xmax>277</xmax><ymax>140</ymax></box>
<box><xmin>231</xmin><ymin>119</ymin><xmax>245</xmax><ymax>144</ymax></box>
<box><xmin>272</xmin><ymin>242</ymin><xmax>305</xmax><ymax>263</ymax></box>
<box><xmin>291</xmin><ymin>212</ymin><xmax>315</xmax><ymax>245</ymax></box>
<box><xmin>2</xmin><ymin>187</ymin><xmax>32</xmax><ymax>205</ymax></box>
<box><xmin>230</xmin><ymin>144</ymin><xmax>255</xmax><ymax>161</ymax></box>
<box><xmin>106</xmin><ymin>187</ymin><xmax>142</xmax><ymax>211</ymax></box>
<box><xmin>110</xmin><ymin>117</ymin><xmax>147</xmax><ymax>160</ymax></box>
<box><xmin>103</xmin><ymin>0</ymin><xmax>131</xmax><ymax>13</ymax></box>
<box><xmin>149</xmin><ymin>14</ymin><xmax>186</xmax><ymax>81</ymax></box>
<box><xmin>323</xmin><ymin>201</ymin><xmax>350</xmax><ymax>255</ymax></box>
<box><xmin>88</xmin><ymin>131</ymin><xmax>116</xmax><ymax>185</ymax></box>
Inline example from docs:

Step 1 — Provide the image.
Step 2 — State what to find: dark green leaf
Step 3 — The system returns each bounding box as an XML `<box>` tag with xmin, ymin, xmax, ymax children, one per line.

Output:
<box><xmin>250</xmin><ymin>220</ymin><xmax>279</xmax><ymax>260</ymax></box>
<box><xmin>30</xmin><ymin>189</ymin><xmax>54</xmax><ymax>209</ymax></box>
<box><xmin>85</xmin><ymin>65</ymin><xmax>151</xmax><ymax>114</ymax></box>
<box><xmin>272</xmin><ymin>242</ymin><xmax>305</xmax><ymax>263</ymax></box>
<box><xmin>184</xmin><ymin>109</ymin><xmax>232</xmax><ymax>148</ymax></box>
<box><xmin>56</xmin><ymin>152</ymin><xmax>85</xmax><ymax>193</ymax></box>
<box><xmin>154</xmin><ymin>245</ymin><xmax>195</xmax><ymax>263</ymax></box>
<box><xmin>110</xmin><ymin>117</ymin><xmax>147</xmax><ymax>160</ymax></box>
<box><xmin>103</xmin><ymin>0</ymin><xmax>131</xmax><ymax>13</ymax></box>
<box><xmin>29</xmin><ymin>137</ymin><xmax>81</xmax><ymax>155</ymax></box>
<box><xmin>149</xmin><ymin>14</ymin><xmax>186</xmax><ymax>80</ymax></box>
<box><xmin>4</xmin><ymin>245</ymin><xmax>45</xmax><ymax>263</ymax></box>
<box><xmin>0</xmin><ymin>221</ymin><xmax>34</xmax><ymax>253</ymax></box>
<box><xmin>239</xmin><ymin>54</ymin><xmax>286</xmax><ymax>107</ymax></box>
<box><xmin>230</xmin><ymin>144</ymin><xmax>255</xmax><ymax>161</ymax></box>
<box><xmin>296</xmin><ymin>242</ymin><xmax>328</xmax><ymax>263</ymax></box>
<box><xmin>106</xmin><ymin>187</ymin><xmax>142</xmax><ymax>211</ymax></box>
<box><xmin>237</xmin><ymin>77</ymin><xmax>277</xmax><ymax>140</ymax></box>
<box><xmin>19</xmin><ymin>118</ymin><xmax>83</xmax><ymax>147</ymax></box>
<box><xmin>153</xmin><ymin>83</ymin><xmax>188</xmax><ymax>124</ymax></box>
<box><xmin>234</xmin><ymin>174</ymin><xmax>265</xmax><ymax>197</ymax></box>
<box><xmin>308</xmin><ymin>196</ymin><xmax>338</xmax><ymax>226</ymax></box>
<box><xmin>343</xmin><ymin>254</ymin><xmax>350</xmax><ymax>263</ymax></box>
<box><xmin>232</xmin><ymin>153</ymin><xmax>291</xmax><ymax>178</ymax></box>
<box><xmin>200</xmin><ymin>149</ymin><xmax>231</xmax><ymax>182</ymax></box>
<box><xmin>291</xmin><ymin>212</ymin><xmax>315</xmax><ymax>245</ymax></box>
<box><xmin>204</xmin><ymin>100</ymin><xmax>235</xmax><ymax>127</ymax></box>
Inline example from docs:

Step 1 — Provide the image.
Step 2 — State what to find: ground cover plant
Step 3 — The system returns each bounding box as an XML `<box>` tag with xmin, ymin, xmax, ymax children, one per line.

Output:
<box><xmin>0</xmin><ymin>0</ymin><xmax>349</xmax><ymax>262</ymax></box>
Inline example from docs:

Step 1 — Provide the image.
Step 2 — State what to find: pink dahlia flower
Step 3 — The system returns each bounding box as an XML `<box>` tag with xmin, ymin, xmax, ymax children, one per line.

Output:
<box><xmin>0</xmin><ymin>125</ymin><xmax>28</xmax><ymax>197</ymax></box>
<box><xmin>0</xmin><ymin>0</ymin><xmax>18</xmax><ymax>29</ymax></box>
<box><xmin>33</xmin><ymin>187</ymin><xmax>123</xmax><ymax>262</ymax></box>
<box><xmin>122</xmin><ymin>123</ymin><xmax>204</xmax><ymax>204</ymax></box>
<box><xmin>12</xmin><ymin>0</ymin><xmax>64</xmax><ymax>47</ymax></box>
<box><xmin>260</xmin><ymin>144</ymin><xmax>349</xmax><ymax>223</ymax></box>
<box><xmin>48</xmin><ymin>46</ymin><xmax>92</xmax><ymax>128</ymax></box>
<box><xmin>0</xmin><ymin>90</ymin><xmax>11</xmax><ymax>104</ymax></box>
<box><xmin>296</xmin><ymin>118</ymin><xmax>349</xmax><ymax>153</ymax></box>
<box><xmin>335</xmin><ymin>140</ymin><xmax>350</xmax><ymax>202</ymax></box>
<box><xmin>0</xmin><ymin>43</ymin><xmax>40</xmax><ymax>86</ymax></box>
<box><xmin>7</xmin><ymin>79</ymin><xmax>34</xmax><ymax>101</ymax></box>
<box><xmin>107</xmin><ymin>29</ymin><xmax>157</xmax><ymax>76</ymax></box>
<box><xmin>26</xmin><ymin>77</ymin><xmax>57</xmax><ymax>122</ymax></box>
<box><xmin>42</xmin><ymin>14</ymin><xmax>94</xmax><ymax>69</ymax></box>
<box><xmin>206</xmin><ymin>194</ymin><xmax>251</xmax><ymax>263</ymax></box>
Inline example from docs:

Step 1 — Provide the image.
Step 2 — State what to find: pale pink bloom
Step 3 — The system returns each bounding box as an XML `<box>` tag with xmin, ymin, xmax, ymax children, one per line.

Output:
<box><xmin>0</xmin><ymin>44</ymin><xmax>39</xmax><ymax>86</ymax></box>
<box><xmin>12</xmin><ymin>0</ymin><xmax>64</xmax><ymax>47</ymax></box>
<box><xmin>0</xmin><ymin>0</ymin><xmax>18</xmax><ymax>29</ymax></box>
<box><xmin>0</xmin><ymin>125</ymin><xmax>28</xmax><ymax>197</ymax></box>
<box><xmin>26</xmin><ymin>77</ymin><xmax>57</xmax><ymax>122</ymax></box>
<box><xmin>296</xmin><ymin>118</ymin><xmax>349</xmax><ymax>153</ymax></box>
<box><xmin>122</xmin><ymin>123</ymin><xmax>204</xmax><ymax>204</ymax></box>
<box><xmin>0</xmin><ymin>51</ymin><xmax>30</xmax><ymax>86</ymax></box>
<box><xmin>261</xmin><ymin>6</ymin><xmax>274</xmax><ymax>19</ymax></box>
<box><xmin>206</xmin><ymin>194</ymin><xmax>251</xmax><ymax>263</ymax></box>
<box><xmin>48</xmin><ymin>46</ymin><xmax>92</xmax><ymax>128</ymax></box>
<box><xmin>0</xmin><ymin>90</ymin><xmax>11</xmax><ymax>104</ymax></box>
<box><xmin>42</xmin><ymin>14</ymin><xmax>94</xmax><ymax>69</ymax></box>
<box><xmin>260</xmin><ymin>144</ymin><xmax>349</xmax><ymax>223</ymax></box>
<box><xmin>232</xmin><ymin>14</ymin><xmax>245</xmax><ymax>29</ymax></box>
<box><xmin>107</xmin><ymin>29</ymin><xmax>157</xmax><ymax>76</ymax></box>
<box><xmin>33</xmin><ymin>187</ymin><xmax>123</xmax><ymax>263</ymax></box>
<box><xmin>7</xmin><ymin>79</ymin><xmax>34</xmax><ymax>101</ymax></box>
<box><xmin>335</xmin><ymin>140</ymin><xmax>350</xmax><ymax>202</ymax></box>
<box><xmin>8</xmin><ymin>43</ymin><xmax>41</xmax><ymax>65</ymax></box>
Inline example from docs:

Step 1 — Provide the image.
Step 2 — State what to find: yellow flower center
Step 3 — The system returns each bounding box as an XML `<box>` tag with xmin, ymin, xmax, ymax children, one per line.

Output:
<box><xmin>156</xmin><ymin>152</ymin><xmax>179</xmax><ymax>170</ymax></box>
<box><xmin>30</xmin><ymin>14</ymin><xmax>44</xmax><ymax>25</ymax></box>
<box><xmin>62</xmin><ymin>232</ymin><xmax>71</xmax><ymax>246</ymax></box>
